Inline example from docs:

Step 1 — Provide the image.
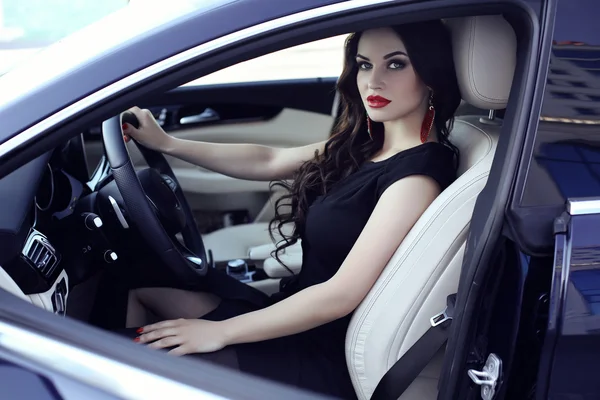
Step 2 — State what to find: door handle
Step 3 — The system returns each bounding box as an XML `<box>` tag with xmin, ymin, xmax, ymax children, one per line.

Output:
<box><xmin>179</xmin><ymin>108</ymin><xmax>220</xmax><ymax>125</ymax></box>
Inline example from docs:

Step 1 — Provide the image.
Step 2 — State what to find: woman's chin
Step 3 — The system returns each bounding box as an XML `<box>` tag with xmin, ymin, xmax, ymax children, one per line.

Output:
<box><xmin>368</xmin><ymin>114</ymin><xmax>391</xmax><ymax>123</ymax></box>
<box><xmin>366</xmin><ymin>108</ymin><xmax>397</xmax><ymax>122</ymax></box>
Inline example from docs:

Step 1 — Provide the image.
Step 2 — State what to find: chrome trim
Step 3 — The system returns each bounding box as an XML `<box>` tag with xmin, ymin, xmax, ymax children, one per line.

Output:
<box><xmin>430</xmin><ymin>306</ymin><xmax>452</xmax><ymax>327</ymax></box>
<box><xmin>108</xmin><ymin>195</ymin><xmax>130</xmax><ymax>229</ymax></box>
<box><xmin>87</xmin><ymin>155</ymin><xmax>110</xmax><ymax>191</ymax></box>
<box><xmin>53</xmin><ymin>290</ymin><xmax>66</xmax><ymax>315</ymax></box>
<box><xmin>540</xmin><ymin>116</ymin><xmax>600</xmax><ymax>125</ymax></box>
<box><xmin>467</xmin><ymin>353</ymin><xmax>502</xmax><ymax>400</ymax></box>
<box><xmin>21</xmin><ymin>229</ymin><xmax>59</xmax><ymax>278</ymax></box>
<box><xmin>187</xmin><ymin>256</ymin><xmax>203</xmax><ymax>266</ymax></box>
<box><xmin>227</xmin><ymin>259</ymin><xmax>246</xmax><ymax>268</ymax></box>
<box><xmin>0</xmin><ymin>321</ymin><xmax>225</xmax><ymax>400</ymax></box>
<box><xmin>567</xmin><ymin>198</ymin><xmax>600</xmax><ymax>215</ymax></box>
<box><xmin>179</xmin><ymin>108</ymin><xmax>220</xmax><ymax>125</ymax></box>
<box><xmin>0</xmin><ymin>0</ymin><xmax>395</xmax><ymax>158</ymax></box>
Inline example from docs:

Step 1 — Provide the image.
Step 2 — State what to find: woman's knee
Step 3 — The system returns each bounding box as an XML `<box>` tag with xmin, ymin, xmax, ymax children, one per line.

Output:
<box><xmin>128</xmin><ymin>287</ymin><xmax>157</xmax><ymax>308</ymax></box>
<box><xmin>129</xmin><ymin>287</ymin><xmax>221</xmax><ymax>319</ymax></box>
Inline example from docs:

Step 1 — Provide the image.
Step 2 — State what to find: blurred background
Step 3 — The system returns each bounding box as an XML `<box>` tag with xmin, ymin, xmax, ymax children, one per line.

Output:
<box><xmin>0</xmin><ymin>0</ymin><xmax>346</xmax><ymax>83</ymax></box>
<box><xmin>0</xmin><ymin>0</ymin><xmax>128</xmax><ymax>75</ymax></box>
<box><xmin>1</xmin><ymin>0</ymin><xmax>597</xmax><ymax>117</ymax></box>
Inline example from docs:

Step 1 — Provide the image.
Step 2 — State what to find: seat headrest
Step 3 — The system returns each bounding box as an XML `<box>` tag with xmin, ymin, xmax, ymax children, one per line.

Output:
<box><xmin>445</xmin><ymin>15</ymin><xmax>517</xmax><ymax>110</ymax></box>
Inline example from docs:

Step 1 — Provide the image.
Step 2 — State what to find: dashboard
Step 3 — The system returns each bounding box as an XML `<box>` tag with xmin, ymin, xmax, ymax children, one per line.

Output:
<box><xmin>0</xmin><ymin>134</ymin><xmax>119</xmax><ymax>316</ymax></box>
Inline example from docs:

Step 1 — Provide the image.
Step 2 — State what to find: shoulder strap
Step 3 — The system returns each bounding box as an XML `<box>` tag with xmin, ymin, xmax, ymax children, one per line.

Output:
<box><xmin>370</xmin><ymin>294</ymin><xmax>456</xmax><ymax>400</ymax></box>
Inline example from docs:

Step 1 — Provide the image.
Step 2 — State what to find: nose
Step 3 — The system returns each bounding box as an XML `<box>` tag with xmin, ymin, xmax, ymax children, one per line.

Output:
<box><xmin>367</xmin><ymin>68</ymin><xmax>384</xmax><ymax>90</ymax></box>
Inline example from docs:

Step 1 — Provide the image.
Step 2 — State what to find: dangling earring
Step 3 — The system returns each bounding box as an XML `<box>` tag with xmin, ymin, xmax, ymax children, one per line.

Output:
<box><xmin>367</xmin><ymin>115</ymin><xmax>373</xmax><ymax>140</ymax></box>
<box><xmin>420</xmin><ymin>92</ymin><xmax>435</xmax><ymax>144</ymax></box>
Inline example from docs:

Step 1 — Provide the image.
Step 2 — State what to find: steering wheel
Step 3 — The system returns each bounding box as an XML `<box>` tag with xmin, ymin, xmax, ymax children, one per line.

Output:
<box><xmin>101</xmin><ymin>111</ymin><xmax>209</xmax><ymax>283</ymax></box>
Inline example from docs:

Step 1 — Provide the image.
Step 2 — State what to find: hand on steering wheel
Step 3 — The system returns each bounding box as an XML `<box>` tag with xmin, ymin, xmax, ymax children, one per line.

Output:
<box><xmin>121</xmin><ymin>107</ymin><xmax>173</xmax><ymax>152</ymax></box>
<box><xmin>100</xmin><ymin>110</ymin><xmax>210</xmax><ymax>284</ymax></box>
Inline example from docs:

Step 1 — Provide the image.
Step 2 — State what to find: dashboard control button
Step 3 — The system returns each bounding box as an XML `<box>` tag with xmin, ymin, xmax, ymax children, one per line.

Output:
<box><xmin>104</xmin><ymin>250</ymin><xmax>118</xmax><ymax>263</ymax></box>
<box><xmin>82</xmin><ymin>212</ymin><xmax>103</xmax><ymax>230</ymax></box>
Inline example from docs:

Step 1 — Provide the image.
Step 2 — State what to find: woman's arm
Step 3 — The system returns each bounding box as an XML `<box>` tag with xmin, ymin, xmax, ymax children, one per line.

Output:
<box><xmin>222</xmin><ymin>174</ymin><xmax>441</xmax><ymax>344</ymax></box>
<box><xmin>136</xmin><ymin>175</ymin><xmax>440</xmax><ymax>354</ymax></box>
<box><xmin>123</xmin><ymin>107</ymin><xmax>326</xmax><ymax>181</ymax></box>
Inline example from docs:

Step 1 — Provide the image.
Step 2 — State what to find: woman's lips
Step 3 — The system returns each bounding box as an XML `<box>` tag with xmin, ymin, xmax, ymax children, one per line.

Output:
<box><xmin>367</xmin><ymin>95</ymin><xmax>391</xmax><ymax>108</ymax></box>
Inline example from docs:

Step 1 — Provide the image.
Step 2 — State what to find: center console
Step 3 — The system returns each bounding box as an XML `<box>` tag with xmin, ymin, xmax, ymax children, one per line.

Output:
<box><xmin>212</xmin><ymin>241</ymin><xmax>303</xmax><ymax>286</ymax></box>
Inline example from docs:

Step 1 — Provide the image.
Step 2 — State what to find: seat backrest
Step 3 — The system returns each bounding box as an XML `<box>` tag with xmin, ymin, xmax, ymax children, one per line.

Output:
<box><xmin>345</xmin><ymin>15</ymin><xmax>516</xmax><ymax>400</ymax></box>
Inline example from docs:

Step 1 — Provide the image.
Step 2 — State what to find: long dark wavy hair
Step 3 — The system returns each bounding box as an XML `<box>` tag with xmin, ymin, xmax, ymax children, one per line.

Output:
<box><xmin>269</xmin><ymin>20</ymin><xmax>462</xmax><ymax>270</ymax></box>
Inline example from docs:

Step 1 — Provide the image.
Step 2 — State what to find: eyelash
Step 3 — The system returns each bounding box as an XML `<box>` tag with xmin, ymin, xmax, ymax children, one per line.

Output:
<box><xmin>357</xmin><ymin>60</ymin><xmax>406</xmax><ymax>71</ymax></box>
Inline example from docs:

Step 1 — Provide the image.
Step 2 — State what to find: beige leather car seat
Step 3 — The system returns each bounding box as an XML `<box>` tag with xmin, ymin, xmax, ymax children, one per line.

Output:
<box><xmin>203</xmin><ymin>15</ymin><xmax>516</xmax><ymax>399</ymax></box>
<box><xmin>346</xmin><ymin>15</ymin><xmax>516</xmax><ymax>399</ymax></box>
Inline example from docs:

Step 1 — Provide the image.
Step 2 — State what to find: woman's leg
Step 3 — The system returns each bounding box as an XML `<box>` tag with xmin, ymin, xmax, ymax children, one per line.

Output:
<box><xmin>190</xmin><ymin>348</ymin><xmax>240</xmax><ymax>369</ymax></box>
<box><xmin>126</xmin><ymin>287</ymin><xmax>221</xmax><ymax>328</ymax></box>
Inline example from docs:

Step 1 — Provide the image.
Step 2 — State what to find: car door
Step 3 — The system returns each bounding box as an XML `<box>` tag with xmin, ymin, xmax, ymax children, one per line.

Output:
<box><xmin>525</xmin><ymin>1</ymin><xmax>600</xmax><ymax>398</ymax></box>
<box><xmin>84</xmin><ymin>37</ymin><xmax>344</xmax><ymax>236</ymax></box>
<box><xmin>438</xmin><ymin>0</ymin><xmax>600</xmax><ymax>399</ymax></box>
<box><xmin>0</xmin><ymin>345</ymin><xmax>119</xmax><ymax>400</ymax></box>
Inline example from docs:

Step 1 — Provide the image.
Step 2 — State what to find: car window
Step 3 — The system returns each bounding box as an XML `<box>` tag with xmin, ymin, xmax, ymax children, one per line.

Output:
<box><xmin>520</xmin><ymin>0</ymin><xmax>600</xmax><ymax>207</ymax></box>
<box><xmin>184</xmin><ymin>35</ymin><xmax>347</xmax><ymax>86</ymax></box>
<box><xmin>0</xmin><ymin>0</ymin><xmax>129</xmax><ymax>75</ymax></box>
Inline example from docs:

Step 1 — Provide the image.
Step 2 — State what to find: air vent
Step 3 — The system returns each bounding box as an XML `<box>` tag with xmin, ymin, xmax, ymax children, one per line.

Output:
<box><xmin>22</xmin><ymin>230</ymin><xmax>59</xmax><ymax>278</ymax></box>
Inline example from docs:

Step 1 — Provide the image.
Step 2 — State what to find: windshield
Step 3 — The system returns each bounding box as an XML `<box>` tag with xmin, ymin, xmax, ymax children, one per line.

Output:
<box><xmin>0</xmin><ymin>0</ymin><xmax>227</xmax><ymax>107</ymax></box>
<box><xmin>0</xmin><ymin>0</ymin><xmax>224</xmax><ymax>76</ymax></box>
<box><xmin>0</xmin><ymin>0</ymin><xmax>132</xmax><ymax>76</ymax></box>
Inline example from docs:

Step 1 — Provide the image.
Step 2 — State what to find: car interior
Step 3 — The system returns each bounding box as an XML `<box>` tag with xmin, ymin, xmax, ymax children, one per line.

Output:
<box><xmin>0</xmin><ymin>9</ymin><xmax>521</xmax><ymax>400</ymax></box>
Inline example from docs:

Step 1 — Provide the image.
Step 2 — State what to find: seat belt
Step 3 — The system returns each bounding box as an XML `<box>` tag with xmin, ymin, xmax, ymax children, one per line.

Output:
<box><xmin>370</xmin><ymin>294</ymin><xmax>456</xmax><ymax>400</ymax></box>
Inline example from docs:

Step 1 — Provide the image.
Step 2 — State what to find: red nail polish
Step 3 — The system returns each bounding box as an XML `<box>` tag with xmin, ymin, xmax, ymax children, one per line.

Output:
<box><xmin>133</xmin><ymin>337</ymin><xmax>140</xmax><ymax>342</ymax></box>
<box><xmin>122</xmin><ymin>123</ymin><xmax>128</xmax><ymax>131</ymax></box>
<box><xmin>136</xmin><ymin>328</ymin><xmax>143</xmax><ymax>334</ymax></box>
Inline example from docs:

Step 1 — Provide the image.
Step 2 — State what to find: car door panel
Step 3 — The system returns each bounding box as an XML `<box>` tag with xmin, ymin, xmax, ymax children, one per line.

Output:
<box><xmin>452</xmin><ymin>1</ymin><xmax>600</xmax><ymax>398</ymax></box>
<box><xmin>537</xmin><ymin>203</ymin><xmax>600</xmax><ymax>400</ymax></box>
<box><xmin>84</xmin><ymin>79</ymin><xmax>337</xmax><ymax>230</ymax></box>
<box><xmin>0</xmin><ymin>349</ymin><xmax>120</xmax><ymax>400</ymax></box>
<box><xmin>84</xmin><ymin>78</ymin><xmax>338</xmax><ymax>164</ymax></box>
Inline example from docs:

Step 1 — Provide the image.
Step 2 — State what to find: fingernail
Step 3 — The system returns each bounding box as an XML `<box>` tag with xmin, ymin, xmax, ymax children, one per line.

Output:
<box><xmin>136</xmin><ymin>328</ymin><xmax>143</xmax><ymax>334</ymax></box>
<box><xmin>124</xmin><ymin>135</ymin><xmax>130</xmax><ymax>143</ymax></box>
<box><xmin>122</xmin><ymin>123</ymin><xmax>128</xmax><ymax>131</ymax></box>
<box><xmin>133</xmin><ymin>337</ymin><xmax>140</xmax><ymax>342</ymax></box>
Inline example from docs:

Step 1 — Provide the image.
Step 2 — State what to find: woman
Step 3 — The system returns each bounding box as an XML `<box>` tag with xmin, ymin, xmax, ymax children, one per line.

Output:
<box><xmin>122</xmin><ymin>20</ymin><xmax>461</xmax><ymax>399</ymax></box>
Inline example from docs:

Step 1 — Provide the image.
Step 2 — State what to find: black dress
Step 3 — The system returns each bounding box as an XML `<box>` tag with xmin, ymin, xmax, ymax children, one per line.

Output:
<box><xmin>193</xmin><ymin>142</ymin><xmax>457</xmax><ymax>399</ymax></box>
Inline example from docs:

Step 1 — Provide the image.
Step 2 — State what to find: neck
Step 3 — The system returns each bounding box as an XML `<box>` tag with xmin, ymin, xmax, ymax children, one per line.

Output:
<box><xmin>380</xmin><ymin>105</ymin><xmax>434</xmax><ymax>153</ymax></box>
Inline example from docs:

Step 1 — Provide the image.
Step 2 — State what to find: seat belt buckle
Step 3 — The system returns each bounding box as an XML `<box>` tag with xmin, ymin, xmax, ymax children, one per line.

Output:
<box><xmin>430</xmin><ymin>307</ymin><xmax>452</xmax><ymax>327</ymax></box>
<box><xmin>430</xmin><ymin>293</ymin><xmax>457</xmax><ymax>327</ymax></box>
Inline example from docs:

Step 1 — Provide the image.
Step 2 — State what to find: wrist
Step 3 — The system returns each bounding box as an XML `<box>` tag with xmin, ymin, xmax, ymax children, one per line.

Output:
<box><xmin>219</xmin><ymin>317</ymin><xmax>241</xmax><ymax>346</ymax></box>
<box><xmin>159</xmin><ymin>134</ymin><xmax>177</xmax><ymax>154</ymax></box>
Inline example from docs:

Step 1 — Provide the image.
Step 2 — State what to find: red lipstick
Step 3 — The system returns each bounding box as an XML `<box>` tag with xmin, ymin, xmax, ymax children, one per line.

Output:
<box><xmin>367</xmin><ymin>95</ymin><xmax>391</xmax><ymax>108</ymax></box>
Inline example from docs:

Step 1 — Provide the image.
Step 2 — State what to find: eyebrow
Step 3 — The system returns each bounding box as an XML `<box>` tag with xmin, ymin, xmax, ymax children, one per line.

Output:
<box><xmin>356</xmin><ymin>50</ymin><xmax>408</xmax><ymax>61</ymax></box>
